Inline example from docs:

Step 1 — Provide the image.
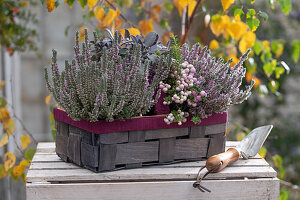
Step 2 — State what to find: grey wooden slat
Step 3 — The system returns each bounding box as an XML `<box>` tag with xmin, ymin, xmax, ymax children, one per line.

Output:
<box><xmin>204</xmin><ymin>123</ymin><xmax>226</xmax><ymax>135</ymax></box>
<box><xmin>58</xmin><ymin>121</ymin><xmax>69</xmax><ymax>136</ymax></box>
<box><xmin>145</xmin><ymin>128</ymin><xmax>189</xmax><ymax>140</ymax></box>
<box><xmin>115</xmin><ymin>142</ymin><xmax>159</xmax><ymax>165</ymax></box>
<box><xmin>159</xmin><ymin>138</ymin><xmax>175</xmax><ymax>163</ymax></box>
<box><xmin>67</xmin><ymin>132</ymin><xmax>82</xmax><ymax>166</ymax></box>
<box><xmin>174</xmin><ymin>138</ymin><xmax>209</xmax><ymax>159</ymax></box>
<box><xmin>99</xmin><ymin>131</ymin><xmax>128</xmax><ymax>144</ymax></box>
<box><xmin>189</xmin><ymin>126</ymin><xmax>205</xmax><ymax>138</ymax></box>
<box><xmin>99</xmin><ymin>144</ymin><xmax>117</xmax><ymax>171</ymax></box>
<box><xmin>128</xmin><ymin>130</ymin><xmax>146</xmax><ymax>142</ymax></box>
<box><xmin>56</xmin><ymin>135</ymin><xmax>68</xmax><ymax>156</ymax></box>
<box><xmin>80</xmin><ymin>142</ymin><xmax>99</xmax><ymax>168</ymax></box>
<box><xmin>207</xmin><ymin>133</ymin><xmax>226</xmax><ymax>157</ymax></box>
<box><xmin>126</xmin><ymin>130</ymin><xmax>146</xmax><ymax>169</ymax></box>
<box><xmin>69</xmin><ymin>125</ymin><xmax>81</xmax><ymax>135</ymax></box>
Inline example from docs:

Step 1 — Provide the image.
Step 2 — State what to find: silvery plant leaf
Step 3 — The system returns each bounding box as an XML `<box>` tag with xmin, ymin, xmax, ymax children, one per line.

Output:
<box><xmin>236</xmin><ymin>125</ymin><xmax>273</xmax><ymax>159</ymax></box>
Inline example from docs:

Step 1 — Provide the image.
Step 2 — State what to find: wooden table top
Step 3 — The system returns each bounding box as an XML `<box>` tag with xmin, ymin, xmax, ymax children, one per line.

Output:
<box><xmin>27</xmin><ymin>141</ymin><xmax>277</xmax><ymax>183</ymax></box>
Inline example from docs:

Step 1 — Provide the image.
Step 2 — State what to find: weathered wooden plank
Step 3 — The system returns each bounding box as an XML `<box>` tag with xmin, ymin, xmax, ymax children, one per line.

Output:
<box><xmin>128</xmin><ymin>130</ymin><xmax>145</xmax><ymax>142</ymax></box>
<box><xmin>29</xmin><ymin>157</ymin><xmax>271</xmax><ymax>170</ymax></box>
<box><xmin>115</xmin><ymin>142</ymin><xmax>159</xmax><ymax>165</ymax></box>
<box><xmin>80</xmin><ymin>142</ymin><xmax>99</xmax><ymax>168</ymax></box>
<box><xmin>55</xmin><ymin>135</ymin><xmax>68</xmax><ymax>156</ymax></box>
<box><xmin>99</xmin><ymin>132</ymin><xmax>128</xmax><ymax>144</ymax></box>
<box><xmin>27</xmin><ymin>178</ymin><xmax>280</xmax><ymax>200</ymax></box>
<box><xmin>26</xmin><ymin>165</ymin><xmax>277</xmax><ymax>183</ymax></box>
<box><xmin>204</xmin><ymin>123</ymin><xmax>226</xmax><ymax>135</ymax></box>
<box><xmin>174</xmin><ymin>138</ymin><xmax>209</xmax><ymax>159</ymax></box>
<box><xmin>207</xmin><ymin>133</ymin><xmax>226</xmax><ymax>157</ymax></box>
<box><xmin>159</xmin><ymin>138</ymin><xmax>175</xmax><ymax>163</ymax></box>
<box><xmin>126</xmin><ymin>131</ymin><xmax>146</xmax><ymax>168</ymax></box>
<box><xmin>99</xmin><ymin>144</ymin><xmax>117</xmax><ymax>171</ymax></box>
<box><xmin>67</xmin><ymin>133</ymin><xmax>82</xmax><ymax>165</ymax></box>
<box><xmin>56</xmin><ymin>121</ymin><xmax>69</xmax><ymax>136</ymax></box>
<box><xmin>189</xmin><ymin>126</ymin><xmax>205</xmax><ymax>138</ymax></box>
<box><xmin>145</xmin><ymin>128</ymin><xmax>189</xmax><ymax>140</ymax></box>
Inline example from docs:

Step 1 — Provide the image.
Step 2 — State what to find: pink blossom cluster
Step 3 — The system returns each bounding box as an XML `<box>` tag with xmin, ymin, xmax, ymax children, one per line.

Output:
<box><xmin>164</xmin><ymin>110</ymin><xmax>189</xmax><ymax>125</ymax></box>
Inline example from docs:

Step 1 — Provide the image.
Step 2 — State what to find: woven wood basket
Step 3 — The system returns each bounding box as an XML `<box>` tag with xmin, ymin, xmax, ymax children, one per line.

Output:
<box><xmin>54</xmin><ymin>107</ymin><xmax>227</xmax><ymax>172</ymax></box>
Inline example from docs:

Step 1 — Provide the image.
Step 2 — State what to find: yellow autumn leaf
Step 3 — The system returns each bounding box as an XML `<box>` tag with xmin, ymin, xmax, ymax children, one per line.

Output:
<box><xmin>4</xmin><ymin>152</ymin><xmax>16</xmax><ymax>171</ymax></box>
<box><xmin>173</xmin><ymin>0</ymin><xmax>197</xmax><ymax>17</ymax></box>
<box><xmin>119</xmin><ymin>28</ymin><xmax>141</xmax><ymax>37</ymax></box>
<box><xmin>275</xmin><ymin>45</ymin><xmax>284</xmax><ymax>58</ymax></box>
<box><xmin>227</xmin><ymin>56</ymin><xmax>239</xmax><ymax>68</ymax></box>
<box><xmin>138</xmin><ymin>20</ymin><xmax>154</xmax><ymax>36</ymax></box>
<box><xmin>94</xmin><ymin>6</ymin><xmax>105</xmax><ymax>22</ymax></box>
<box><xmin>13</xmin><ymin>165</ymin><xmax>24</xmax><ymax>177</ymax></box>
<box><xmin>246</xmin><ymin>72</ymin><xmax>261</xmax><ymax>88</ymax></box>
<box><xmin>102</xmin><ymin>9</ymin><xmax>117</xmax><ymax>27</ymax></box>
<box><xmin>0</xmin><ymin>107</ymin><xmax>10</xmax><ymax>123</ymax></box>
<box><xmin>227</xmin><ymin>21</ymin><xmax>248</xmax><ymax>41</ymax></box>
<box><xmin>0</xmin><ymin>133</ymin><xmax>9</xmax><ymax>147</ymax></box>
<box><xmin>262</xmin><ymin>40</ymin><xmax>271</xmax><ymax>52</ymax></box>
<box><xmin>0</xmin><ymin>164</ymin><xmax>6</xmax><ymax>179</ymax></box>
<box><xmin>236</xmin><ymin>132</ymin><xmax>246</xmax><ymax>141</ymax></box>
<box><xmin>239</xmin><ymin>31</ymin><xmax>256</xmax><ymax>53</ymax></box>
<box><xmin>0</xmin><ymin>80</ymin><xmax>4</xmax><ymax>90</ymax></box>
<box><xmin>87</xmin><ymin>0</ymin><xmax>97</xmax><ymax>11</ymax></box>
<box><xmin>78</xmin><ymin>27</ymin><xmax>89</xmax><ymax>42</ymax></box>
<box><xmin>221</xmin><ymin>0</ymin><xmax>235</xmax><ymax>11</ymax></box>
<box><xmin>258</xmin><ymin>146</ymin><xmax>267</xmax><ymax>158</ymax></box>
<box><xmin>20</xmin><ymin>160</ymin><xmax>30</xmax><ymax>167</ymax></box>
<box><xmin>45</xmin><ymin>95</ymin><xmax>51</xmax><ymax>105</ymax></box>
<box><xmin>210</xmin><ymin>15</ymin><xmax>230</xmax><ymax>38</ymax></box>
<box><xmin>3</xmin><ymin>118</ymin><xmax>15</xmax><ymax>136</ymax></box>
<box><xmin>209</xmin><ymin>40</ymin><xmax>219</xmax><ymax>50</ymax></box>
<box><xmin>20</xmin><ymin>135</ymin><xmax>31</xmax><ymax>150</ymax></box>
<box><xmin>46</xmin><ymin>0</ymin><xmax>55</xmax><ymax>12</ymax></box>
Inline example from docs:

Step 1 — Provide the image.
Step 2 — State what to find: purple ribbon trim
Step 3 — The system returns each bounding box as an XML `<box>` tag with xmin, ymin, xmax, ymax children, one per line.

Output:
<box><xmin>53</xmin><ymin>107</ymin><xmax>228</xmax><ymax>134</ymax></box>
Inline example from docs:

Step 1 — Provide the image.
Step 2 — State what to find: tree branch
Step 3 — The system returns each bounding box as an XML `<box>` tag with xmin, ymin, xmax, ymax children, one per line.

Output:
<box><xmin>180</xmin><ymin>0</ymin><xmax>202</xmax><ymax>46</ymax></box>
<box><xmin>104</xmin><ymin>0</ymin><xmax>137</xmax><ymax>29</ymax></box>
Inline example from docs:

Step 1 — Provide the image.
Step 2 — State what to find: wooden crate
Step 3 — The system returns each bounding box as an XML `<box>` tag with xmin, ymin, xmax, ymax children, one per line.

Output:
<box><xmin>55</xmin><ymin>120</ymin><xmax>227</xmax><ymax>172</ymax></box>
<box><xmin>26</xmin><ymin>141</ymin><xmax>279</xmax><ymax>200</ymax></box>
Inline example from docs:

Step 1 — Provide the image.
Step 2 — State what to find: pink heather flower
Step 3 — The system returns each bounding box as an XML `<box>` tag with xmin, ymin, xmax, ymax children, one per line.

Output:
<box><xmin>192</xmin><ymin>91</ymin><xmax>197</xmax><ymax>96</ymax></box>
<box><xmin>200</xmin><ymin>91</ymin><xmax>207</xmax><ymax>97</ymax></box>
<box><xmin>190</xmin><ymin>67</ymin><xmax>196</xmax><ymax>73</ymax></box>
<box><xmin>196</xmin><ymin>96</ymin><xmax>202</xmax><ymax>101</ymax></box>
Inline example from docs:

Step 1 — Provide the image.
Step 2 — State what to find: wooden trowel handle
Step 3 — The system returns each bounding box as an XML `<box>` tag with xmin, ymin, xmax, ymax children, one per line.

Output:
<box><xmin>206</xmin><ymin>148</ymin><xmax>240</xmax><ymax>172</ymax></box>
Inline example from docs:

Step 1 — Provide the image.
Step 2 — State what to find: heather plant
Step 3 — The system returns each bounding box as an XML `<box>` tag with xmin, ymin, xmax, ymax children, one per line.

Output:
<box><xmin>45</xmin><ymin>30</ymin><xmax>173</xmax><ymax>122</ymax></box>
<box><xmin>161</xmin><ymin>41</ymin><xmax>254</xmax><ymax>125</ymax></box>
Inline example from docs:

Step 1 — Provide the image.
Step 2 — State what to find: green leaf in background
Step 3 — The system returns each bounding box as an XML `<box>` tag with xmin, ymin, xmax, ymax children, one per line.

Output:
<box><xmin>269</xmin><ymin>0</ymin><xmax>275</xmax><ymax>9</ymax></box>
<box><xmin>40</xmin><ymin>0</ymin><xmax>46</xmax><ymax>5</ymax></box>
<box><xmin>247</xmin><ymin>9</ymin><xmax>256</xmax><ymax>17</ymax></box>
<box><xmin>133</xmin><ymin>3</ymin><xmax>142</xmax><ymax>16</ymax></box>
<box><xmin>268</xmin><ymin>80</ymin><xmax>279</xmax><ymax>92</ymax></box>
<box><xmin>271</xmin><ymin>40</ymin><xmax>284</xmax><ymax>58</ymax></box>
<box><xmin>160</xmin><ymin>19</ymin><xmax>168</xmax><ymax>30</ymax></box>
<box><xmin>280</xmin><ymin>187</ymin><xmax>290</xmax><ymax>200</ymax></box>
<box><xmin>258</xmin><ymin>11</ymin><xmax>268</xmax><ymax>21</ymax></box>
<box><xmin>246</xmin><ymin>18</ymin><xmax>260</xmax><ymax>31</ymax></box>
<box><xmin>233</xmin><ymin>8</ymin><xmax>244</xmax><ymax>19</ymax></box>
<box><xmin>263</xmin><ymin>60</ymin><xmax>277</xmax><ymax>76</ymax></box>
<box><xmin>260</xmin><ymin>51</ymin><xmax>272</xmax><ymax>63</ymax></box>
<box><xmin>272</xmin><ymin>155</ymin><xmax>286</xmax><ymax>180</ymax></box>
<box><xmin>66</xmin><ymin>0</ymin><xmax>75</xmax><ymax>7</ymax></box>
<box><xmin>55</xmin><ymin>0</ymin><xmax>60</xmax><ymax>8</ymax></box>
<box><xmin>291</xmin><ymin>41</ymin><xmax>300</xmax><ymax>63</ymax></box>
<box><xmin>278</xmin><ymin>0</ymin><xmax>291</xmax><ymax>15</ymax></box>
<box><xmin>162</xmin><ymin>2</ymin><xmax>173</xmax><ymax>14</ymax></box>
<box><xmin>78</xmin><ymin>0</ymin><xmax>87</xmax><ymax>8</ymax></box>
<box><xmin>275</xmin><ymin>67</ymin><xmax>285</xmax><ymax>79</ymax></box>
<box><xmin>253</xmin><ymin>40</ymin><xmax>263</xmax><ymax>55</ymax></box>
<box><xmin>25</xmin><ymin>148</ymin><xmax>36</xmax><ymax>161</ymax></box>
<box><xmin>258</xmin><ymin>146</ymin><xmax>267</xmax><ymax>158</ymax></box>
<box><xmin>0</xmin><ymin>97</ymin><xmax>7</xmax><ymax>108</ymax></box>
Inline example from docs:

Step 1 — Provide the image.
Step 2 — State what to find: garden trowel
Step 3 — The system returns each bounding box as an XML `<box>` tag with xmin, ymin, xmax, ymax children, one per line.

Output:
<box><xmin>193</xmin><ymin>125</ymin><xmax>273</xmax><ymax>192</ymax></box>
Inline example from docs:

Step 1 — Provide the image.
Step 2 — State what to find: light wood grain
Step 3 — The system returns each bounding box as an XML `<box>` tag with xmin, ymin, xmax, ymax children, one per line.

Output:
<box><xmin>27</xmin><ymin>178</ymin><xmax>280</xmax><ymax>200</ymax></box>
